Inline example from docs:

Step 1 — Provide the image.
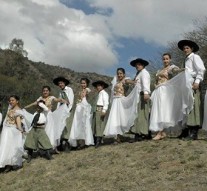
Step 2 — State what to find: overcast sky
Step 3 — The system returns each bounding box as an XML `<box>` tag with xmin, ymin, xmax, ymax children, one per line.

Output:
<box><xmin>0</xmin><ymin>0</ymin><xmax>206</xmax><ymax>76</ymax></box>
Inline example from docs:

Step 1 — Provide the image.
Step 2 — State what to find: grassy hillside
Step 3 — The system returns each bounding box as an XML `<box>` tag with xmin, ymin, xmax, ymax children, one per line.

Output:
<box><xmin>0</xmin><ymin>132</ymin><xmax>207</xmax><ymax>191</ymax></box>
<box><xmin>0</xmin><ymin>49</ymin><xmax>112</xmax><ymax>114</ymax></box>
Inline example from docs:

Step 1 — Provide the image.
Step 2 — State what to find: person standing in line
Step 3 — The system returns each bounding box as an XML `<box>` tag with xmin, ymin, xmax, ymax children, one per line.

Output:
<box><xmin>149</xmin><ymin>53</ymin><xmax>181</xmax><ymax>140</ymax></box>
<box><xmin>104</xmin><ymin>68</ymin><xmax>130</xmax><ymax>143</ymax></box>
<box><xmin>53</xmin><ymin>76</ymin><xmax>74</xmax><ymax>151</ymax></box>
<box><xmin>24</xmin><ymin>86</ymin><xmax>68</xmax><ymax>153</ymax></box>
<box><xmin>0</xmin><ymin>95</ymin><xmax>25</xmax><ymax>172</ymax></box>
<box><xmin>92</xmin><ymin>80</ymin><xmax>109</xmax><ymax>148</ymax></box>
<box><xmin>69</xmin><ymin>78</ymin><xmax>94</xmax><ymax>149</ymax></box>
<box><xmin>177</xmin><ymin>40</ymin><xmax>206</xmax><ymax>140</ymax></box>
<box><xmin>24</xmin><ymin>100</ymin><xmax>53</xmax><ymax>163</ymax></box>
<box><xmin>130</xmin><ymin>58</ymin><xmax>151</xmax><ymax>142</ymax></box>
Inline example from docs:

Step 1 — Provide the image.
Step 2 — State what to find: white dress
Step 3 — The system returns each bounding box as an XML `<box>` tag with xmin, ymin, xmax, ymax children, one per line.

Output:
<box><xmin>69</xmin><ymin>88</ymin><xmax>94</xmax><ymax>147</ymax></box>
<box><xmin>104</xmin><ymin>77</ymin><xmax>139</xmax><ymax>136</ymax></box>
<box><xmin>149</xmin><ymin>70</ymin><xmax>194</xmax><ymax>132</ymax></box>
<box><xmin>0</xmin><ymin>109</ymin><xmax>25</xmax><ymax>168</ymax></box>
<box><xmin>202</xmin><ymin>90</ymin><xmax>207</xmax><ymax>130</ymax></box>
<box><xmin>0</xmin><ymin>112</ymin><xmax>2</xmax><ymax>126</ymax></box>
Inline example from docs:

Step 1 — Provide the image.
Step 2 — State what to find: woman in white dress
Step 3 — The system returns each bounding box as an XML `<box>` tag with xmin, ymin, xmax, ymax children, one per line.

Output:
<box><xmin>150</xmin><ymin>53</ymin><xmax>186</xmax><ymax>140</ymax></box>
<box><xmin>69</xmin><ymin>78</ymin><xmax>94</xmax><ymax>149</ymax></box>
<box><xmin>0</xmin><ymin>95</ymin><xmax>25</xmax><ymax>172</ymax></box>
<box><xmin>24</xmin><ymin>86</ymin><xmax>68</xmax><ymax>153</ymax></box>
<box><xmin>0</xmin><ymin>102</ymin><xmax>2</xmax><ymax>126</ymax></box>
<box><xmin>104</xmin><ymin>68</ymin><xmax>131</xmax><ymax>143</ymax></box>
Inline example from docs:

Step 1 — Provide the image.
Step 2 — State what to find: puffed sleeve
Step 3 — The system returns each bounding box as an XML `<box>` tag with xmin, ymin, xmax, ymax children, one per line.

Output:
<box><xmin>14</xmin><ymin>110</ymin><xmax>24</xmax><ymax>119</ymax></box>
<box><xmin>193</xmin><ymin>54</ymin><xmax>206</xmax><ymax>84</ymax></box>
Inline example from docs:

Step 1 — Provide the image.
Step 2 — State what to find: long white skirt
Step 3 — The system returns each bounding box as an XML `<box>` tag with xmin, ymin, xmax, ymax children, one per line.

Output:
<box><xmin>202</xmin><ymin>90</ymin><xmax>207</xmax><ymax>130</ymax></box>
<box><xmin>149</xmin><ymin>71</ymin><xmax>194</xmax><ymax>132</ymax></box>
<box><xmin>69</xmin><ymin>97</ymin><xmax>94</xmax><ymax>147</ymax></box>
<box><xmin>0</xmin><ymin>125</ymin><xmax>24</xmax><ymax>168</ymax></box>
<box><xmin>104</xmin><ymin>86</ymin><xmax>140</xmax><ymax>137</ymax></box>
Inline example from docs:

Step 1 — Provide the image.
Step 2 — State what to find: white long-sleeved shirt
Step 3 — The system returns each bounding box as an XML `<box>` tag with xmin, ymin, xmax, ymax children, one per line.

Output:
<box><xmin>135</xmin><ymin>68</ymin><xmax>151</xmax><ymax>94</ymax></box>
<box><xmin>33</xmin><ymin>112</ymin><xmax>47</xmax><ymax>125</ymax></box>
<box><xmin>185</xmin><ymin>53</ymin><xmax>206</xmax><ymax>84</ymax></box>
<box><xmin>57</xmin><ymin>86</ymin><xmax>74</xmax><ymax>111</ymax></box>
<box><xmin>97</xmin><ymin>89</ymin><xmax>109</xmax><ymax>112</ymax></box>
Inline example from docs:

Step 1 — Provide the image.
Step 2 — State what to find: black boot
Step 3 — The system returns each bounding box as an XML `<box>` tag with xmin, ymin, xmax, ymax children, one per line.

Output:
<box><xmin>45</xmin><ymin>150</ymin><xmax>53</xmax><ymax>160</ymax></box>
<box><xmin>186</xmin><ymin>126</ymin><xmax>198</xmax><ymax>140</ymax></box>
<box><xmin>177</xmin><ymin>128</ymin><xmax>189</xmax><ymax>139</ymax></box>
<box><xmin>27</xmin><ymin>149</ymin><xmax>33</xmax><ymax>163</ymax></box>
<box><xmin>135</xmin><ymin>134</ymin><xmax>143</xmax><ymax>142</ymax></box>
<box><xmin>95</xmin><ymin>137</ymin><xmax>102</xmax><ymax>148</ymax></box>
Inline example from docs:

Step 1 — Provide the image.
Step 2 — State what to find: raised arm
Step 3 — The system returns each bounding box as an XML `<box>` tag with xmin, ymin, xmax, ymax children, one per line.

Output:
<box><xmin>24</xmin><ymin>101</ymin><xmax>38</xmax><ymax>109</ymax></box>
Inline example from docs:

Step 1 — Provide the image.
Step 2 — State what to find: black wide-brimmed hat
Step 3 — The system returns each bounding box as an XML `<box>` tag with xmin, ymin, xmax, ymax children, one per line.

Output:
<box><xmin>130</xmin><ymin>58</ymin><xmax>149</xmax><ymax>67</ymax></box>
<box><xmin>53</xmin><ymin>76</ymin><xmax>70</xmax><ymax>86</ymax></box>
<box><xmin>92</xmin><ymin>80</ymin><xmax>109</xmax><ymax>89</ymax></box>
<box><xmin>178</xmin><ymin>40</ymin><xmax>199</xmax><ymax>52</ymax></box>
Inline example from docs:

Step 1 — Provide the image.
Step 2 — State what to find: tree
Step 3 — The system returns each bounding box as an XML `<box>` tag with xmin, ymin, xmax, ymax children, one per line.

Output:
<box><xmin>9</xmin><ymin>38</ymin><xmax>28</xmax><ymax>57</ymax></box>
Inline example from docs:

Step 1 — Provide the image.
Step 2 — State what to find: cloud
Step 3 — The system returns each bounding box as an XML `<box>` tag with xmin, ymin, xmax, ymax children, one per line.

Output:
<box><xmin>0</xmin><ymin>0</ymin><xmax>118</xmax><ymax>73</ymax></box>
<box><xmin>0</xmin><ymin>0</ymin><xmax>206</xmax><ymax>73</ymax></box>
<box><xmin>87</xmin><ymin>0</ymin><xmax>207</xmax><ymax>45</ymax></box>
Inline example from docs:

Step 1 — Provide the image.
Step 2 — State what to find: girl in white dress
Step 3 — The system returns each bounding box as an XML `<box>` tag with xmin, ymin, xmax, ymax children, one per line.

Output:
<box><xmin>104</xmin><ymin>68</ymin><xmax>131</xmax><ymax>143</ymax></box>
<box><xmin>24</xmin><ymin>86</ymin><xmax>68</xmax><ymax>153</ymax></box>
<box><xmin>0</xmin><ymin>95</ymin><xmax>25</xmax><ymax>172</ymax></box>
<box><xmin>0</xmin><ymin>102</ymin><xmax>2</xmax><ymax>126</ymax></box>
<box><xmin>69</xmin><ymin>78</ymin><xmax>94</xmax><ymax>148</ymax></box>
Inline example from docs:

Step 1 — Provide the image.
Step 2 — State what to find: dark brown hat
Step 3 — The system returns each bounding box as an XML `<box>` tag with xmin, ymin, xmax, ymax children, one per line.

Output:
<box><xmin>130</xmin><ymin>58</ymin><xmax>149</xmax><ymax>67</ymax></box>
<box><xmin>53</xmin><ymin>76</ymin><xmax>70</xmax><ymax>86</ymax></box>
<box><xmin>178</xmin><ymin>40</ymin><xmax>199</xmax><ymax>52</ymax></box>
<box><xmin>92</xmin><ymin>80</ymin><xmax>109</xmax><ymax>89</ymax></box>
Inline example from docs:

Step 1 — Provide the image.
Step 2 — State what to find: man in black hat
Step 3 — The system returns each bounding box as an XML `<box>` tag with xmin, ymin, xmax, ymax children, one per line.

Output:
<box><xmin>92</xmin><ymin>80</ymin><xmax>109</xmax><ymax>148</ymax></box>
<box><xmin>53</xmin><ymin>76</ymin><xmax>74</xmax><ymax>151</ymax></box>
<box><xmin>130</xmin><ymin>58</ymin><xmax>151</xmax><ymax>142</ymax></box>
<box><xmin>177</xmin><ymin>40</ymin><xmax>206</xmax><ymax>140</ymax></box>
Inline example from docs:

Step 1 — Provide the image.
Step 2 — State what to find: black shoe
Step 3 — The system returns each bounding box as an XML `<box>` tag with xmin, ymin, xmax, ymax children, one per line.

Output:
<box><xmin>135</xmin><ymin>134</ymin><xmax>143</xmax><ymax>142</ymax></box>
<box><xmin>95</xmin><ymin>137</ymin><xmax>101</xmax><ymax>148</ymax></box>
<box><xmin>27</xmin><ymin>155</ymin><xmax>32</xmax><ymax>163</ymax></box>
<box><xmin>177</xmin><ymin>128</ymin><xmax>189</xmax><ymax>139</ymax></box>
<box><xmin>45</xmin><ymin>150</ymin><xmax>53</xmax><ymax>160</ymax></box>
<box><xmin>27</xmin><ymin>149</ymin><xmax>33</xmax><ymax>163</ymax></box>
<box><xmin>4</xmin><ymin>166</ymin><xmax>12</xmax><ymax>173</ymax></box>
<box><xmin>185</xmin><ymin>127</ymin><xmax>198</xmax><ymax>140</ymax></box>
<box><xmin>12</xmin><ymin>165</ymin><xmax>22</xmax><ymax>171</ymax></box>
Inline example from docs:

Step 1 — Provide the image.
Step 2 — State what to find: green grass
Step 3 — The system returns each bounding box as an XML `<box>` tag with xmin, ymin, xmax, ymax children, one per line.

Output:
<box><xmin>1</xmin><ymin>131</ymin><xmax>207</xmax><ymax>191</ymax></box>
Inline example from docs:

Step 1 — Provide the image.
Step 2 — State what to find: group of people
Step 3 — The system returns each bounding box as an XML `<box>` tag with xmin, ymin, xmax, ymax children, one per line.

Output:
<box><xmin>0</xmin><ymin>39</ymin><xmax>206</xmax><ymax>173</ymax></box>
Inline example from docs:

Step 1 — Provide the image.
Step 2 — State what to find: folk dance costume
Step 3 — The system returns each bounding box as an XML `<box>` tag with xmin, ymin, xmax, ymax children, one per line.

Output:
<box><xmin>92</xmin><ymin>81</ymin><xmax>109</xmax><ymax>147</ymax></box>
<box><xmin>149</xmin><ymin>66</ymin><xmax>194</xmax><ymax>135</ymax></box>
<box><xmin>178</xmin><ymin>40</ymin><xmax>206</xmax><ymax>140</ymax></box>
<box><xmin>53</xmin><ymin>77</ymin><xmax>74</xmax><ymax>151</ymax></box>
<box><xmin>24</xmin><ymin>102</ymin><xmax>53</xmax><ymax>162</ymax></box>
<box><xmin>104</xmin><ymin>76</ymin><xmax>136</xmax><ymax>139</ymax></box>
<box><xmin>69</xmin><ymin>88</ymin><xmax>94</xmax><ymax>147</ymax></box>
<box><xmin>0</xmin><ymin>108</ymin><xmax>25</xmax><ymax>168</ymax></box>
<box><xmin>130</xmin><ymin>58</ymin><xmax>151</xmax><ymax>141</ymax></box>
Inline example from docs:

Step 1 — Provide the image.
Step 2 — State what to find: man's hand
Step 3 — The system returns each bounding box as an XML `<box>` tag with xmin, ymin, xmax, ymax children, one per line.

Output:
<box><xmin>144</xmin><ymin>94</ymin><xmax>150</xmax><ymax>101</ymax></box>
<box><xmin>192</xmin><ymin>83</ymin><xmax>199</xmax><ymax>90</ymax></box>
<box><xmin>101</xmin><ymin>112</ymin><xmax>106</xmax><ymax>117</ymax></box>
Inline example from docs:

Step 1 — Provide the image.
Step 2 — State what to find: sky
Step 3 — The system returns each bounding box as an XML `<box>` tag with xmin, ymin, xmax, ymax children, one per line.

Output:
<box><xmin>0</xmin><ymin>0</ymin><xmax>206</xmax><ymax>77</ymax></box>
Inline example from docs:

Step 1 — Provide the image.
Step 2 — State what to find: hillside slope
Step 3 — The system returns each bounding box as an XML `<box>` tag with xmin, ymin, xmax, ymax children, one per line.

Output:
<box><xmin>0</xmin><ymin>49</ymin><xmax>112</xmax><ymax>113</ymax></box>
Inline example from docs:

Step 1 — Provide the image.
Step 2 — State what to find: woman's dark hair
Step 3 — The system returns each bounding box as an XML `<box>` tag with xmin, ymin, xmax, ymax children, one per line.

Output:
<box><xmin>162</xmin><ymin>53</ymin><xmax>171</xmax><ymax>59</ymax></box>
<box><xmin>9</xmin><ymin>95</ymin><xmax>20</xmax><ymax>101</ymax></box>
<box><xmin>80</xmin><ymin>78</ymin><xmax>90</xmax><ymax>87</ymax></box>
<box><xmin>42</xmin><ymin>86</ymin><xmax>51</xmax><ymax>92</ymax></box>
<box><xmin>117</xmin><ymin>68</ymin><xmax>125</xmax><ymax>74</ymax></box>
